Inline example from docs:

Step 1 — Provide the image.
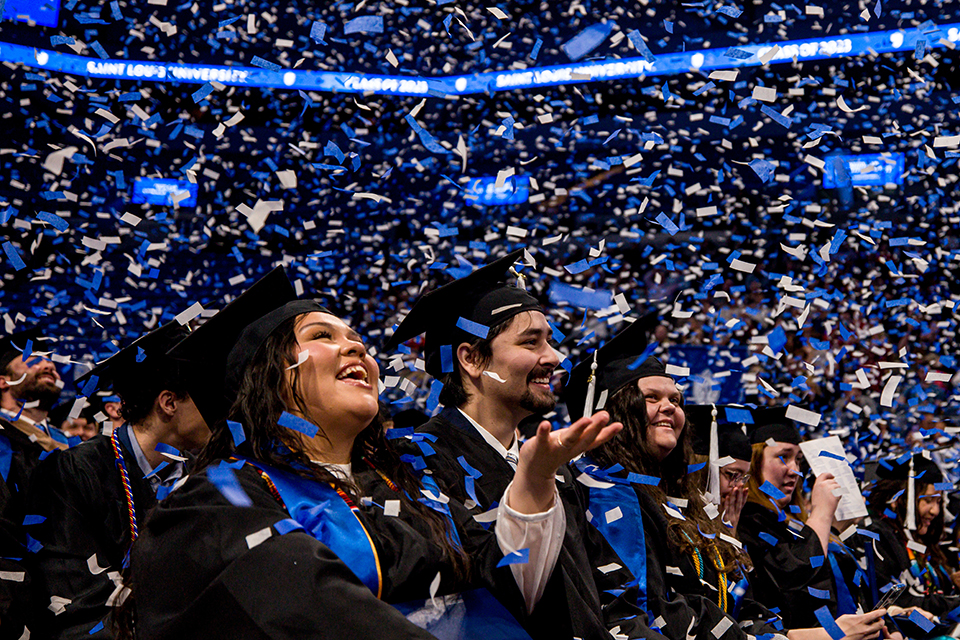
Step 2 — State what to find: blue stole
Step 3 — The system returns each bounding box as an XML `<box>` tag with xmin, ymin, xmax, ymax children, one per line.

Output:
<box><xmin>240</xmin><ymin>459</ymin><xmax>383</xmax><ymax>598</ymax></box>
<box><xmin>573</xmin><ymin>458</ymin><xmax>649</xmax><ymax>614</ymax></box>
<box><xmin>827</xmin><ymin>542</ymin><xmax>860</xmax><ymax>615</ymax></box>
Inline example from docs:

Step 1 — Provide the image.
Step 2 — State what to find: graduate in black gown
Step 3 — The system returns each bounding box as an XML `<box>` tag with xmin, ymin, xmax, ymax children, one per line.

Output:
<box><xmin>560</xmin><ymin>317</ymin><xmax>797</xmax><ymax>640</ymax></box>
<box><xmin>127</xmin><ymin>267</ymin><xmax>614</xmax><ymax>639</ymax></box>
<box><xmin>0</xmin><ymin>328</ymin><xmax>68</xmax><ymax>639</ymax></box>
<box><xmin>865</xmin><ymin>453</ymin><xmax>959</xmax><ymax>616</ymax></box>
<box><xmin>384</xmin><ymin>251</ymin><xmax>660</xmax><ymax>640</ymax></box>
<box><xmin>25</xmin><ymin>321</ymin><xmax>209</xmax><ymax>639</ymax></box>
<box><xmin>739</xmin><ymin>411</ymin><xmax>874</xmax><ymax>630</ymax></box>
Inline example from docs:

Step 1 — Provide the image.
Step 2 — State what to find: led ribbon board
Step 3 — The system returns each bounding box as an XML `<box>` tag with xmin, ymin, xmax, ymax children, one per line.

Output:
<box><xmin>822</xmin><ymin>152</ymin><xmax>906</xmax><ymax>188</ymax></box>
<box><xmin>0</xmin><ymin>24</ymin><xmax>957</xmax><ymax>96</ymax></box>
<box><xmin>465</xmin><ymin>176</ymin><xmax>530</xmax><ymax>206</ymax></box>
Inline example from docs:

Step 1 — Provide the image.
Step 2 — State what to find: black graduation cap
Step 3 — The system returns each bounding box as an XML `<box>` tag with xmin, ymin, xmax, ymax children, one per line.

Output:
<box><xmin>562</xmin><ymin>311</ymin><xmax>661</xmax><ymax>421</ymax></box>
<box><xmin>76</xmin><ymin>320</ymin><xmax>191</xmax><ymax>389</ymax></box>
<box><xmin>167</xmin><ymin>267</ymin><xmax>313</xmax><ymax>428</ymax></box>
<box><xmin>876</xmin><ymin>453</ymin><xmax>944</xmax><ymax>485</ymax></box>
<box><xmin>0</xmin><ymin>326</ymin><xmax>49</xmax><ymax>372</ymax></box>
<box><xmin>383</xmin><ymin>250</ymin><xmax>542</xmax><ymax>377</ymax></box>
<box><xmin>686</xmin><ymin>404</ymin><xmax>753</xmax><ymax>463</ymax></box>
<box><xmin>744</xmin><ymin>406</ymin><xmax>802</xmax><ymax>446</ymax></box>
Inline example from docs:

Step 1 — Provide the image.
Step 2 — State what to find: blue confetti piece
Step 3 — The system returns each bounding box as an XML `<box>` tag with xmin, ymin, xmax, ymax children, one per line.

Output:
<box><xmin>274</xmin><ymin>518</ymin><xmax>304</xmax><ymax>535</ymax></box>
<box><xmin>25</xmin><ymin>534</ymin><xmax>42</xmax><ymax>553</ymax></box>
<box><xmin>3</xmin><ymin>241</ymin><xmax>26</xmax><ymax>271</ymax></box>
<box><xmin>564</xmin><ymin>258</ymin><xmax>592</xmax><ymax>275</ymax></box>
<box><xmin>440</xmin><ymin>344</ymin><xmax>454</xmax><ymax>373</ymax></box>
<box><xmin>627</xmin><ymin>30</ymin><xmax>656</xmax><ymax>64</ymax></box>
<box><xmin>192</xmin><ymin>82</ymin><xmax>215</xmax><ymax>103</ymax></box>
<box><xmin>530</xmin><ymin>37</ymin><xmax>543</xmax><ymax>61</ymax></box>
<box><xmin>724</xmin><ymin>407</ymin><xmax>753</xmax><ymax>423</ymax></box>
<box><xmin>717</xmin><ymin>5</ymin><xmax>743</xmax><ymax>17</ymax></box>
<box><xmin>145</xmin><ymin>461</ymin><xmax>170</xmax><ymax>479</ymax></box>
<box><xmin>207</xmin><ymin>464</ymin><xmax>253</xmax><ymax>507</ymax></box>
<box><xmin>687</xmin><ymin>461</ymin><xmax>706</xmax><ymax>474</ymax></box>
<box><xmin>759</xmin><ymin>481</ymin><xmax>786</xmax><ymax>501</ymax></box>
<box><xmin>814</xmin><ymin>607</ymin><xmax>845</xmax><ymax>640</ymax></box>
<box><xmin>404</xmin><ymin>115</ymin><xmax>447</xmax><ymax>155</ymax></box>
<box><xmin>655</xmin><ymin>212</ymin><xmax>680</xmax><ymax>235</ymax></box>
<box><xmin>36</xmin><ymin>211</ymin><xmax>69</xmax><ymax>231</ymax></box>
<box><xmin>934</xmin><ymin>482</ymin><xmax>953</xmax><ymax>491</ymax></box>
<box><xmin>724</xmin><ymin>47</ymin><xmax>753</xmax><ymax>60</ymax></box>
<box><xmin>497</xmin><ymin>548</ymin><xmax>530</xmax><ymax>567</ymax></box>
<box><xmin>630</xmin><ymin>474</ymin><xmax>661</xmax><ymax>486</ymax></box>
<box><xmin>818</xmin><ymin>451</ymin><xmax>846</xmax><ymax>461</ymax></box>
<box><xmin>250</xmin><ymin>56</ymin><xmax>281</xmax><ymax>71</ymax></box>
<box><xmin>79</xmin><ymin>374</ymin><xmax>99</xmax><ymax>398</ymax></box>
<box><xmin>344</xmin><ymin>15</ymin><xmax>384</xmax><ymax>34</ymax></box>
<box><xmin>155</xmin><ymin>442</ymin><xmax>181</xmax><ymax>457</ymax></box>
<box><xmin>426</xmin><ymin>379</ymin><xmax>443</xmax><ymax>413</ymax></box>
<box><xmin>663</xmin><ymin>19</ymin><xmax>674</xmax><ymax>33</ymax></box>
<box><xmin>561</xmin><ymin>23</ymin><xmax>613</xmax><ymax>61</ymax></box>
<box><xmin>908</xmin><ymin>609</ymin><xmax>935</xmax><ymax>633</ymax></box>
<box><xmin>456</xmin><ymin>317</ymin><xmax>489</xmax><ymax>339</ymax></box>
<box><xmin>278</xmin><ymin>412</ymin><xmax>318</xmax><ymax>438</ymax></box>
<box><xmin>50</xmin><ymin>35</ymin><xmax>75</xmax><ymax>46</ymax></box>
<box><xmin>808</xmin><ymin>587</ymin><xmax>832</xmax><ymax>599</ymax></box>
<box><xmin>88</xmin><ymin>621</ymin><xmax>105</xmax><ymax>635</ymax></box>
<box><xmin>811</xmin><ymin>555</ymin><xmax>825</xmax><ymax>568</ymax></box>
<box><xmin>760</xmin><ymin>104</ymin><xmax>792</xmax><ymax>128</ymax></box>
<box><xmin>857</xmin><ymin>528</ymin><xmax>880</xmax><ymax>540</ymax></box>
<box><xmin>758</xmin><ymin>531</ymin><xmax>778</xmax><ymax>546</ymax></box>
<box><xmin>88</xmin><ymin>41</ymin><xmax>108</xmax><ymax>59</ymax></box>
<box><xmin>135</xmin><ymin>347</ymin><xmax>147</xmax><ymax>363</ymax></box>
<box><xmin>109</xmin><ymin>0</ymin><xmax>122</xmax><ymax>20</ymax></box>
<box><xmin>22</xmin><ymin>514</ymin><xmax>45</xmax><ymax>526</ymax></box>
<box><xmin>749</xmin><ymin>159</ymin><xmax>776</xmax><ymax>183</ymax></box>
<box><xmin>768</xmin><ymin>325</ymin><xmax>787</xmax><ymax>354</ymax></box>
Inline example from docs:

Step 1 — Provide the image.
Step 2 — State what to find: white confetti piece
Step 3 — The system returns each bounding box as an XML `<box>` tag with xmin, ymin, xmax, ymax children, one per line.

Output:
<box><xmin>483</xmin><ymin>371</ymin><xmax>507</xmax><ymax>382</ymax></box>
<box><xmin>785</xmin><ymin>405</ymin><xmax>821</xmax><ymax>426</ymax></box>
<box><xmin>664</xmin><ymin>364</ymin><xmax>689</xmax><ymax>377</ymax></box>
<box><xmin>925</xmin><ymin>371</ymin><xmax>952</xmax><ymax>383</ymax></box>
<box><xmin>0</xmin><ymin>571</ymin><xmax>25</xmax><ymax>582</ymax></box>
<box><xmin>286</xmin><ymin>350</ymin><xmax>309</xmax><ymax>370</ymax></box>
<box><xmin>711</xmin><ymin>617</ymin><xmax>733</xmax><ymax>637</ymax></box>
<box><xmin>245</xmin><ymin>527</ymin><xmax>273</xmax><ymax>549</ymax></box>
<box><xmin>384</xmin><ymin>500</ymin><xmax>401</xmax><ymax>516</ymax></box>
<box><xmin>605</xmin><ymin>507</ymin><xmax>623</xmax><ymax>523</ymax></box>
<box><xmin>174</xmin><ymin>301</ymin><xmax>204</xmax><ymax>325</ymax></box>
<box><xmin>597</xmin><ymin>563</ymin><xmax>622</xmax><ymax>574</ymax></box>
<box><xmin>880</xmin><ymin>375</ymin><xmax>903</xmax><ymax>407</ymax></box>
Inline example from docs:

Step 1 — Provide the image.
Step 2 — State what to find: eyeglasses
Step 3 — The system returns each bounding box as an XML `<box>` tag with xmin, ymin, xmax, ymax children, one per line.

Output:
<box><xmin>721</xmin><ymin>470</ymin><xmax>751</xmax><ymax>487</ymax></box>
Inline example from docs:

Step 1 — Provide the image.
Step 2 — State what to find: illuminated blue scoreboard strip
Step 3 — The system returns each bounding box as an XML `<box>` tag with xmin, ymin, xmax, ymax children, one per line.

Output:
<box><xmin>1</xmin><ymin>24</ymin><xmax>958</xmax><ymax>96</ymax></box>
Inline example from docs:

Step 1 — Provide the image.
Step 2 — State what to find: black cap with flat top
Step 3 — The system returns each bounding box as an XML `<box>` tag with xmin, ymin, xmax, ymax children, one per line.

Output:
<box><xmin>685</xmin><ymin>404</ymin><xmax>754</xmax><ymax>463</ymax></box>
<box><xmin>383</xmin><ymin>250</ymin><xmax>542</xmax><ymax>378</ymax></box>
<box><xmin>76</xmin><ymin>320</ymin><xmax>191</xmax><ymax>388</ymax></box>
<box><xmin>743</xmin><ymin>406</ymin><xmax>802</xmax><ymax>446</ymax></box>
<box><xmin>562</xmin><ymin>311</ymin><xmax>662</xmax><ymax>421</ymax></box>
<box><xmin>0</xmin><ymin>326</ymin><xmax>50</xmax><ymax>372</ymax></box>
<box><xmin>166</xmin><ymin>267</ymin><xmax>328</xmax><ymax>427</ymax></box>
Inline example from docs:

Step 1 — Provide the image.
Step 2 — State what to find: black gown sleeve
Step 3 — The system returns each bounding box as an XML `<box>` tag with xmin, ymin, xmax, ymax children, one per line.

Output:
<box><xmin>739</xmin><ymin>502</ymin><xmax>836</xmax><ymax>629</ymax></box>
<box><xmin>869</xmin><ymin>518</ymin><xmax>960</xmax><ymax>616</ymax></box>
<box><xmin>130</xmin><ymin>465</ymin><xmax>437</xmax><ymax>640</ymax></box>
<box><xmin>634</xmin><ymin>490</ymin><xmax>772</xmax><ymax>640</ymax></box>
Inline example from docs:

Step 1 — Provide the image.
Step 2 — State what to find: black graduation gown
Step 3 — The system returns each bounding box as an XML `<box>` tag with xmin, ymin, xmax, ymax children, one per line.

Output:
<box><xmin>131</xmin><ymin>463</ymin><xmax>442</xmax><ymax>640</ymax></box>
<box><xmin>413</xmin><ymin>407</ymin><xmax>658</xmax><ymax>640</ymax></box>
<box><xmin>574</xmin><ymin>459</ymin><xmax>783</xmax><ymax>640</ymax></box>
<box><xmin>26</xmin><ymin>432</ymin><xmax>156</xmax><ymax>639</ymax></box>
<box><xmin>866</xmin><ymin>516</ymin><xmax>960</xmax><ymax>615</ymax></box>
<box><xmin>739</xmin><ymin>501</ymin><xmax>869</xmax><ymax>629</ymax></box>
<box><xmin>0</xmin><ymin>418</ymin><xmax>52</xmax><ymax>640</ymax></box>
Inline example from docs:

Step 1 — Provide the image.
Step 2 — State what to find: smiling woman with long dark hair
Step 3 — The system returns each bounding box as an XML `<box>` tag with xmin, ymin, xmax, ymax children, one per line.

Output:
<box><xmin>119</xmin><ymin>267</ymin><xmax>619</xmax><ymax>640</ymax></box>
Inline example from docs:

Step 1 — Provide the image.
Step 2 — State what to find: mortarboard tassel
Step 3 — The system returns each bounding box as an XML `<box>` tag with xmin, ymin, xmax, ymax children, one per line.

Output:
<box><xmin>583</xmin><ymin>351</ymin><xmax>598</xmax><ymax>419</ymax></box>
<box><xmin>706</xmin><ymin>404</ymin><xmax>721</xmax><ymax>505</ymax></box>
<box><xmin>905</xmin><ymin>455</ymin><xmax>917</xmax><ymax>531</ymax></box>
<box><xmin>509</xmin><ymin>266</ymin><xmax>527</xmax><ymax>290</ymax></box>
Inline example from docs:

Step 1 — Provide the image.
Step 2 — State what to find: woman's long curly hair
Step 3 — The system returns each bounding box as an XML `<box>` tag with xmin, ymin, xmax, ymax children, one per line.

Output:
<box><xmin>590</xmin><ymin>382</ymin><xmax>743</xmax><ymax>570</ymax></box>
<box><xmin>197</xmin><ymin>314</ymin><xmax>470</xmax><ymax>578</ymax></box>
<box><xmin>867</xmin><ymin>478</ymin><xmax>948</xmax><ymax>568</ymax></box>
<box><xmin>116</xmin><ymin>315</ymin><xmax>470</xmax><ymax>639</ymax></box>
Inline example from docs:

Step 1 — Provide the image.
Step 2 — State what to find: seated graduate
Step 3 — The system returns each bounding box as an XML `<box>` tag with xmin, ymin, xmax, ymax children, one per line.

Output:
<box><xmin>0</xmin><ymin>327</ymin><xmax>69</xmax><ymax>638</ymax></box>
<box><xmin>126</xmin><ymin>267</ymin><xmax>608</xmax><ymax>639</ymax></box>
<box><xmin>563</xmin><ymin>320</ymin><xmax>792</xmax><ymax>640</ymax></box>
<box><xmin>738</xmin><ymin>410</ymin><xmax>873</xmax><ymax>630</ymax></box>
<box><xmin>685</xmin><ymin>405</ymin><xmax>753</xmax><ymax>535</ymax></box>
<box><xmin>383</xmin><ymin>250</ymin><xmax>659</xmax><ymax>640</ymax></box>
<box><xmin>685</xmin><ymin>405</ymin><xmax>889</xmax><ymax>640</ymax></box>
<box><xmin>26</xmin><ymin>321</ymin><xmax>209</xmax><ymax>639</ymax></box>
<box><xmin>865</xmin><ymin>453</ymin><xmax>959</xmax><ymax>616</ymax></box>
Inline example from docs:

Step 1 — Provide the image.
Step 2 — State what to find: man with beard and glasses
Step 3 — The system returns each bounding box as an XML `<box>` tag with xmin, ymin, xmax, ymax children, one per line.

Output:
<box><xmin>383</xmin><ymin>250</ymin><xmax>661</xmax><ymax>640</ymax></box>
<box><xmin>0</xmin><ymin>328</ymin><xmax>68</xmax><ymax>638</ymax></box>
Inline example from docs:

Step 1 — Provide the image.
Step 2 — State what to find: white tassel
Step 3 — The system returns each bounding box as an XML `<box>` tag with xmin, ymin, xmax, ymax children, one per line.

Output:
<box><xmin>583</xmin><ymin>351</ymin><xmax>598</xmax><ymax>419</ymax></box>
<box><xmin>706</xmin><ymin>404</ymin><xmax>721</xmax><ymax>505</ymax></box>
<box><xmin>906</xmin><ymin>456</ymin><xmax>917</xmax><ymax>531</ymax></box>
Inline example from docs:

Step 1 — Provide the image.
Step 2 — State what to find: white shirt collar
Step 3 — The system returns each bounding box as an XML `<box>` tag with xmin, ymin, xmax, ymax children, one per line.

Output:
<box><xmin>313</xmin><ymin>461</ymin><xmax>353</xmax><ymax>481</ymax></box>
<box><xmin>457</xmin><ymin>408</ymin><xmax>520</xmax><ymax>462</ymax></box>
<box><xmin>0</xmin><ymin>408</ymin><xmax>48</xmax><ymax>430</ymax></box>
